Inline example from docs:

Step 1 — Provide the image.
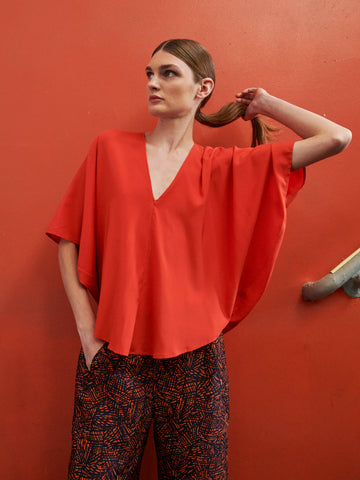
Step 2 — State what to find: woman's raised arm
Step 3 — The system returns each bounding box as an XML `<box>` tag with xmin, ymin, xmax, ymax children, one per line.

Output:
<box><xmin>236</xmin><ymin>88</ymin><xmax>352</xmax><ymax>170</ymax></box>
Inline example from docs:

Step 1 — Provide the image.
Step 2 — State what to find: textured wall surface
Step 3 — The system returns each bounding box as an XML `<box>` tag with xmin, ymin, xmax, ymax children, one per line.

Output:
<box><xmin>1</xmin><ymin>1</ymin><xmax>359</xmax><ymax>478</ymax></box>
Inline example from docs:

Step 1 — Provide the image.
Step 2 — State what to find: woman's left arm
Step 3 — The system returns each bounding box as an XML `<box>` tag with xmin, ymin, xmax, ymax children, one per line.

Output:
<box><xmin>236</xmin><ymin>88</ymin><xmax>352</xmax><ymax>170</ymax></box>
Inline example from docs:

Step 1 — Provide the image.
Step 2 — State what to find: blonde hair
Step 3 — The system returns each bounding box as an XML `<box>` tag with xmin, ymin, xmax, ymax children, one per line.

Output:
<box><xmin>152</xmin><ymin>39</ymin><xmax>277</xmax><ymax>147</ymax></box>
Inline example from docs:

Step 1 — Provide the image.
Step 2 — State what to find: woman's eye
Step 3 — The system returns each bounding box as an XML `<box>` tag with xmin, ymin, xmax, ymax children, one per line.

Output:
<box><xmin>164</xmin><ymin>70</ymin><xmax>176</xmax><ymax>77</ymax></box>
<box><xmin>146</xmin><ymin>71</ymin><xmax>153</xmax><ymax>79</ymax></box>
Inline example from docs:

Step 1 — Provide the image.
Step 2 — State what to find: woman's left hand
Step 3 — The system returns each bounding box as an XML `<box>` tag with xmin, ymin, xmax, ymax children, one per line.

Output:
<box><xmin>235</xmin><ymin>87</ymin><xmax>269</xmax><ymax>121</ymax></box>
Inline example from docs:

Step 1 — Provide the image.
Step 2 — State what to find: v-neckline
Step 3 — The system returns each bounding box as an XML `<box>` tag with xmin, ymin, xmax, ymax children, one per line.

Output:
<box><xmin>142</xmin><ymin>133</ymin><xmax>197</xmax><ymax>205</ymax></box>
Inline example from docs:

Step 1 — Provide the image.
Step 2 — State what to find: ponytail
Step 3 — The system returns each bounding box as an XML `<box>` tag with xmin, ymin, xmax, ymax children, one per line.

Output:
<box><xmin>151</xmin><ymin>39</ymin><xmax>278</xmax><ymax>147</ymax></box>
<box><xmin>195</xmin><ymin>102</ymin><xmax>279</xmax><ymax>147</ymax></box>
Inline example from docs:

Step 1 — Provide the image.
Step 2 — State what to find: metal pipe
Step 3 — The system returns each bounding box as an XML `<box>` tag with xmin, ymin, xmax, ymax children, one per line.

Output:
<box><xmin>302</xmin><ymin>248</ymin><xmax>360</xmax><ymax>301</ymax></box>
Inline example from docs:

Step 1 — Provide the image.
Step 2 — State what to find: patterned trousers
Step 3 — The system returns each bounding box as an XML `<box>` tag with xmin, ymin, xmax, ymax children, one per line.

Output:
<box><xmin>68</xmin><ymin>334</ymin><xmax>229</xmax><ymax>480</ymax></box>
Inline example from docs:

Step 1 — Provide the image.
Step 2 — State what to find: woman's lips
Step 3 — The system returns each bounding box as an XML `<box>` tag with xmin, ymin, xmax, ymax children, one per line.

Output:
<box><xmin>149</xmin><ymin>95</ymin><xmax>163</xmax><ymax>103</ymax></box>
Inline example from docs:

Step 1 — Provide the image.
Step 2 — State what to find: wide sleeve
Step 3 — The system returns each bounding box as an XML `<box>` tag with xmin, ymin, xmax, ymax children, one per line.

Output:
<box><xmin>45</xmin><ymin>136</ymin><xmax>99</xmax><ymax>301</ymax></box>
<box><xmin>208</xmin><ymin>141</ymin><xmax>305</xmax><ymax>333</ymax></box>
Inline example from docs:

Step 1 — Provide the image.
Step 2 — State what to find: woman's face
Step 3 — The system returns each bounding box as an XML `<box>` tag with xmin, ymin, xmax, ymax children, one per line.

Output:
<box><xmin>145</xmin><ymin>50</ymin><xmax>201</xmax><ymax>119</ymax></box>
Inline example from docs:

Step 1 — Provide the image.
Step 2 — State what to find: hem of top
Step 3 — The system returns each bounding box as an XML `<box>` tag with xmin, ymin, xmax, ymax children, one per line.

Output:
<box><xmin>283</xmin><ymin>141</ymin><xmax>294</xmax><ymax>199</ymax></box>
<box><xmin>45</xmin><ymin>229</ymin><xmax>80</xmax><ymax>246</ymax></box>
<box><xmin>99</xmin><ymin>322</ymin><xmax>230</xmax><ymax>359</ymax></box>
<box><xmin>283</xmin><ymin>140</ymin><xmax>306</xmax><ymax>198</ymax></box>
<box><xmin>78</xmin><ymin>266</ymin><xmax>99</xmax><ymax>300</ymax></box>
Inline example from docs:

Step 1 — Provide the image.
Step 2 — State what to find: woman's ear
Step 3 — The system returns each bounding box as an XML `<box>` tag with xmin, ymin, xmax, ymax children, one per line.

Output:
<box><xmin>196</xmin><ymin>78</ymin><xmax>214</xmax><ymax>100</ymax></box>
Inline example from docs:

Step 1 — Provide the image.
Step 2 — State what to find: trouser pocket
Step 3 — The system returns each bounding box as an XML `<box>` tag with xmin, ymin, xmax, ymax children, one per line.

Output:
<box><xmin>77</xmin><ymin>342</ymin><xmax>113</xmax><ymax>390</ymax></box>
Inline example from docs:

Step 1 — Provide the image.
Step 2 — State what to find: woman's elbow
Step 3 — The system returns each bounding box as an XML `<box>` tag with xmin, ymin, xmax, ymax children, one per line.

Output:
<box><xmin>331</xmin><ymin>127</ymin><xmax>352</xmax><ymax>154</ymax></box>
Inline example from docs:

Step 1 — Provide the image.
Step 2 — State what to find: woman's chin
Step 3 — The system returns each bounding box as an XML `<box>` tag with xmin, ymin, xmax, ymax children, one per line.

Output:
<box><xmin>147</xmin><ymin>107</ymin><xmax>191</xmax><ymax>121</ymax></box>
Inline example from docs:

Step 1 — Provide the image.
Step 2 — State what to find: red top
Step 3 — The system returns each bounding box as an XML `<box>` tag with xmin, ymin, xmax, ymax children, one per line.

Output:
<box><xmin>46</xmin><ymin>129</ymin><xmax>305</xmax><ymax>358</ymax></box>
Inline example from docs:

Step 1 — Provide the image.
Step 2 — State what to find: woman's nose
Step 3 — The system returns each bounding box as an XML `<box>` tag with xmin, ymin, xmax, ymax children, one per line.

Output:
<box><xmin>148</xmin><ymin>75</ymin><xmax>160</xmax><ymax>90</ymax></box>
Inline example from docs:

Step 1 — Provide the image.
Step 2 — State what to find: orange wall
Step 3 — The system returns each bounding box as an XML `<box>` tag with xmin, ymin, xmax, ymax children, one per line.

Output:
<box><xmin>2</xmin><ymin>1</ymin><xmax>360</xmax><ymax>478</ymax></box>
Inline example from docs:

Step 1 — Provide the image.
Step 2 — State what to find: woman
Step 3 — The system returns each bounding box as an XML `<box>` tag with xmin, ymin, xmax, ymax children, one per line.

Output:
<box><xmin>46</xmin><ymin>39</ymin><xmax>351</xmax><ymax>479</ymax></box>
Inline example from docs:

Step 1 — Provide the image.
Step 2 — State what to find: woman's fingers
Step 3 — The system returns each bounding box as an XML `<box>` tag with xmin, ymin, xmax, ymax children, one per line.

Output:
<box><xmin>235</xmin><ymin>88</ymin><xmax>269</xmax><ymax>119</ymax></box>
<box><xmin>236</xmin><ymin>87</ymin><xmax>257</xmax><ymax>97</ymax></box>
<box><xmin>236</xmin><ymin>87</ymin><xmax>267</xmax><ymax>100</ymax></box>
<box><xmin>235</xmin><ymin>89</ymin><xmax>257</xmax><ymax>106</ymax></box>
<box><xmin>236</xmin><ymin>98</ymin><xmax>251</xmax><ymax>106</ymax></box>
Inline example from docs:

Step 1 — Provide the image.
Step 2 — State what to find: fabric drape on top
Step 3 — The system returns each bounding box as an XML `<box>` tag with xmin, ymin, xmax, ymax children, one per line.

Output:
<box><xmin>46</xmin><ymin>130</ymin><xmax>305</xmax><ymax>358</ymax></box>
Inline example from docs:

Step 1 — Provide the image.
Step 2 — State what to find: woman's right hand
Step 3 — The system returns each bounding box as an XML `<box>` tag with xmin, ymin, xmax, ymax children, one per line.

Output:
<box><xmin>81</xmin><ymin>336</ymin><xmax>106</xmax><ymax>371</ymax></box>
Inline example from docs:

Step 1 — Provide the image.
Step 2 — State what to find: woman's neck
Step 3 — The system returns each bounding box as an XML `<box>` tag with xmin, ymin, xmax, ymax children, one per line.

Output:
<box><xmin>146</xmin><ymin>115</ymin><xmax>195</xmax><ymax>153</ymax></box>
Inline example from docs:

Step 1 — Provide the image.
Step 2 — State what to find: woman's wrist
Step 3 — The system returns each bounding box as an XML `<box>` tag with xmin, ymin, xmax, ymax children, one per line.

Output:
<box><xmin>76</xmin><ymin>314</ymin><xmax>96</xmax><ymax>336</ymax></box>
<box><xmin>257</xmin><ymin>93</ymin><xmax>285</xmax><ymax>119</ymax></box>
<box><xmin>78</xmin><ymin>326</ymin><xmax>103</xmax><ymax>350</ymax></box>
